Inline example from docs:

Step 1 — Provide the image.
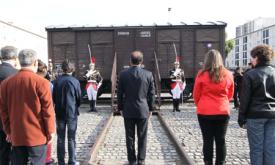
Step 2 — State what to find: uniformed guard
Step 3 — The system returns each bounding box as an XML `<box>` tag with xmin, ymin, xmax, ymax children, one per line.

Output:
<box><xmin>46</xmin><ymin>59</ymin><xmax>56</xmax><ymax>81</ymax></box>
<box><xmin>85</xmin><ymin>57</ymin><xmax>103</xmax><ymax>112</ymax></box>
<box><xmin>170</xmin><ymin>59</ymin><xmax>186</xmax><ymax>112</ymax></box>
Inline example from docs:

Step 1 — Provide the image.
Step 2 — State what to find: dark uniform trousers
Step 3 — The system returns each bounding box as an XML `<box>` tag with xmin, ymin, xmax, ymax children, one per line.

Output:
<box><xmin>124</xmin><ymin>118</ymin><xmax>149</xmax><ymax>162</ymax></box>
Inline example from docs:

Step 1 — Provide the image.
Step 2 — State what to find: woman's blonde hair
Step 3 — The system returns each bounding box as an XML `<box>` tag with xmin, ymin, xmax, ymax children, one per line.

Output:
<box><xmin>201</xmin><ymin>49</ymin><xmax>225</xmax><ymax>83</ymax></box>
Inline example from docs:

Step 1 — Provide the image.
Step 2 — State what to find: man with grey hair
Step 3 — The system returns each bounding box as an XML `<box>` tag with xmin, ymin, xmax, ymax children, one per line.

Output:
<box><xmin>0</xmin><ymin>49</ymin><xmax>56</xmax><ymax>165</ymax></box>
<box><xmin>0</xmin><ymin>46</ymin><xmax>18</xmax><ymax>165</ymax></box>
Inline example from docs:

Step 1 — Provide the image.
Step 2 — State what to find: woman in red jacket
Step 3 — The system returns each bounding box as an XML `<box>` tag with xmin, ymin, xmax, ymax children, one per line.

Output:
<box><xmin>193</xmin><ymin>49</ymin><xmax>234</xmax><ymax>165</ymax></box>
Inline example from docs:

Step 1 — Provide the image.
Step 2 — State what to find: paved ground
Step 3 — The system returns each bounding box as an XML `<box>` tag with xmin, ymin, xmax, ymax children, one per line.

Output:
<box><xmin>95</xmin><ymin>116</ymin><xmax>180</xmax><ymax>165</ymax></box>
<box><xmin>51</xmin><ymin>102</ymin><xmax>250</xmax><ymax>165</ymax></box>
<box><xmin>51</xmin><ymin>104</ymin><xmax>111</xmax><ymax>164</ymax></box>
<box><xmin>160</xmin><ymin>103</ymin><xmax>250</xmax><ymax>165</ymax></box>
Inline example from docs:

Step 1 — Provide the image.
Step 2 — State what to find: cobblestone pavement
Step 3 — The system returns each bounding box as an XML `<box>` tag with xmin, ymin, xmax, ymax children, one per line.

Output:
<box><xmin>160</xmin><ymin>103</ymin><xmax>250</xmax><ymax>165</ymax></box>
<box><xmin>51</xmin><ymin>102</ymin><xmax>250</xmax><ymax>165</ymax></box>
<box><xmin>95</xmin><ymin>115</ymin><xmax>181</xmax><ymax>165</ymax></box>
<box><xmin>51</xmin><ymin>104</ymin><xmax>111</xmax><ymax>164</ymax></box>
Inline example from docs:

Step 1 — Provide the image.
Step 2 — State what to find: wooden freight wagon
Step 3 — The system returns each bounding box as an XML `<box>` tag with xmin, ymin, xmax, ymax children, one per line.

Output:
<box><xmin>46</xmin><ymin>23</ymin><xmax>226</xmax><ymax>102</ymax></box>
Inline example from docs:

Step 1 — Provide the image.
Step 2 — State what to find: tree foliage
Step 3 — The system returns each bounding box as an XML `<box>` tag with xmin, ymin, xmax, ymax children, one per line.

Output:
<box><xmin>225</xmin><ymin>39</ymin><xmax>235</xmax><ymax>57</ymax></box>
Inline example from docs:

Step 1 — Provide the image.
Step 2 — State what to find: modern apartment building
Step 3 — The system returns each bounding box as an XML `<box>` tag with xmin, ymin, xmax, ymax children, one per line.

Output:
<box><xmin>225</xmin><ymin>17</ymin><xmax>275</xmax><ymax>69</ymax></box>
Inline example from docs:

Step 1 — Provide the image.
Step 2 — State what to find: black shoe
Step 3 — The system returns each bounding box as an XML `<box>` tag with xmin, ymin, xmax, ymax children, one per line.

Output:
<box><xmin>176</xmin><ymin>99</ymin><xmax>180</xmax><ymax>111</ymax></box>
<box><xmin>137</xmin><ymin>160</ymin><xmax>145</xmax><ymax>165</ymax></box>
<box><xmin>129</xmin><ymin>161</ymin><xmax>137</xmax><ymax>165</ymax></box>
<box><xmin>215</xmin><ymin>161</ymin><xmax>226</xmax><ymax>165</ymax></box>
<box><xmin>92</xmin><ymin>100</ymin><xmax>97</xmax><ymax>112</ymax></box>
<box><xmin>204</xmin><ymin>161</ymin><xmax>213</xmax><ymax>165</ymax></box>
<box><xmin>89</xmin><ymin>100</ymin><xmax>94</xmax><ymax>112</ymax></box>
<box><xmin>172</xmin><ymin>99</ymin><xmax>176</xmax><ymax>112</ymax></box>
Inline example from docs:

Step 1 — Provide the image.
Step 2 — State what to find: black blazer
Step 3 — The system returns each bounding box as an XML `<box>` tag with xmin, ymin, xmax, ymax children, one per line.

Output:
<box><xmin>0</xmin><ymin>62</ymin><xmax>17</xmax><ymax>130</ymax></box>
<box><xmin>118</xmin><ymin>66</ymin><xmax>155</xmax><ymax>119</ymax></box>
<box><xmin>53</xmin><ymin>74</ymin><xmax>82</xmax><ymax>120</ymax></box>
<box><xmin>0</xmin><ymin>62</ymin><xmax>17</xmax><ymax>81</ymax></box>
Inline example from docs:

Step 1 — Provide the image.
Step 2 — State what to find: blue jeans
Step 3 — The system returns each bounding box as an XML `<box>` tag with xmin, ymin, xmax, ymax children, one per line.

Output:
<box><xmin>57</xmin><ymin>118</ymin><xmax>78</xmax><ymax>165</ymax></box>
<box><xmin>247</xmin><ymin>119</ymin><xmax>275</xmax><ymax>165</ymax></box>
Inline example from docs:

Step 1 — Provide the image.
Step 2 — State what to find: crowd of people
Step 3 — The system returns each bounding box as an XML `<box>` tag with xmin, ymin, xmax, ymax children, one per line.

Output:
<box><xmin>0</xmin><ymin>44</ymin><xmax>275</xmax><ymax>165</ymax></box>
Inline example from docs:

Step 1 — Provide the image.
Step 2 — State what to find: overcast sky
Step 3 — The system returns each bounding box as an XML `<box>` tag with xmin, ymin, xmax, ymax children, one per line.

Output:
<box><xmin>1</xmin><ymin>0</ymin><xmax>275</xmax><ymax>39</ymax></box>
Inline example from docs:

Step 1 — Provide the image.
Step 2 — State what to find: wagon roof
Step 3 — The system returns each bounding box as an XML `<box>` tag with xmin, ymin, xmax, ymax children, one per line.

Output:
<box><xmin>45</xmin><ymin>22</ymin><xmax>227</xmax><ymax>32</ymax></box>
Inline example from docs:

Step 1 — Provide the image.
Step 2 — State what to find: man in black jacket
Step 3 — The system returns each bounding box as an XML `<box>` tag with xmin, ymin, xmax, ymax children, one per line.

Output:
<box><xmin>117</xmin><ymin>50</ymin><xmax>155</xmax><ymax>165</ymax></box>
<box><xmin>0</xmin><ymin>46</ymin><xmax>18</xmax><ymax>165</ymax></box>
<box><xmin>233</xmin><ymin>67</ymin><xmax>243</xmax><ymax>109</ymax></box>
<box><xmin>53</xmin><ymin>60</ymin><xmax>81</xmax><ymax>165</ymax></box>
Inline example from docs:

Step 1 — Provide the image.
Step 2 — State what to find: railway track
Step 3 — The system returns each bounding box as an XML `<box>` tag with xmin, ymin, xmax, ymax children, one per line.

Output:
<box><xmin>83</xmin><ymin>111</ymin><xmax>195</xmax><ymax>165</ymax></box>
<box><xmin>50</xmin><ymin>103</ymin><xmax>250</xmax><ymax>165</ymax></box>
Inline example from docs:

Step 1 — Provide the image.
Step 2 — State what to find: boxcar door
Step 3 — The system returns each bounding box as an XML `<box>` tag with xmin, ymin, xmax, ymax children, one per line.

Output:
<box><xmin>135</xmin><ymin>28</ymin><xmax>155</xmax><ymax>72</ymax></box>
<box><xmin>195</xmin><ymin>29</ymin><xmax>221</xmax><ymax>75</ymax></box>
<box><xmin>181</xmin><ymin>29</ymin><xmax>195</xmax><ymax>79</ymax></box>
<box><xmin>115</xmin><ymin>28</ymin><xmax>135</xmax><ymax>72</ymax></box>
<box><xmin>90</xmin><ymin>31</ymin><xmax>114</xmax><ymax>79</ymax></box>
<box><xmin>156</xmin><ymin>29</ymin><xmax>180</xmax><ymax>79</ymax></box>
<box><xmin>76</xmin><ymin>31</ymin><xmax>90</xmax><ymax>80</ymax></box>
<box><xmin>50</xmin><ymin>31</ymin><xmax>76</xmax><ymax>77</ymax></box>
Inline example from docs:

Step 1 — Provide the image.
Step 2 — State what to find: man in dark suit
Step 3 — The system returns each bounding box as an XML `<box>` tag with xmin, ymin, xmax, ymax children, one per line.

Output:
<box><xmin>118</xmin><ymin>50</ymin><xmax>155</xmax><ymax>165</ymax></box>
<box><xmin>0</xmin><ymin>46</ymin><xmax>18</xmax><ymax>165</ymax></box>
<box><xmin>53</xmin><ymin>60</ymin><xmax>81</xmax><ymax>165</ymax></box>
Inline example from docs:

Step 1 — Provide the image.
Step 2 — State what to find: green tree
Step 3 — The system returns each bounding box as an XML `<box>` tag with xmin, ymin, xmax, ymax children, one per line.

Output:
<box><xmin>225</xmin><ymin>39</ymin><xmax>235</xmax><ymax>57</ymax></box>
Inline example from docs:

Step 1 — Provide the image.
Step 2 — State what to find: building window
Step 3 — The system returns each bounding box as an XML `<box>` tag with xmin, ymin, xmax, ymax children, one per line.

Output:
<box><xmin>235</xmin><ymin>53</ymin><xmax>239</xmax><ymax>60</ymax></box>
<box><xmin>235</xmin><ymin>60</ymin><xmax>239</xmax><ymax>67</ymax></box>
<box><xmin>243</xmin><ymin>52</ymin><xmax>247</xmax><ymax>59</ymax></box>
<box><xmin>243</xmin><ymin>44</ymin><xmax>247</xmax><ymax>51</ymax></box>
<box><xmin>243</xmin><ymin>25</ymin><xmax>248</xmax><ymax>35</ymax></box>
<box><xmin>243</xmin><ymin>36</ymin><xmax>247</xmax><ymax>43</ymax></box>
<box><xmin>243</xmin><ymin>59</ymin><xmax>247</xmax><ymax>66</ymax></box>
<box><xmin>235</xmin><ymin>46</ymin><xmax>239</xmax><ymax>53</ymax></box>
<box><xmin>263</xmin><ymin>39</ymin><xmax>269</xmax><ymax>44</ymax></box>
<box><xmin>263</xmin><ymin>29</ymin><xmax>269</xmax><ymax>44</ymax></box>
<box><xmin>235</xmin><ymin>39</ymin><xmax>239</xmax><ymax>45</ymax></box>
<box><xmin>263</xmin><ymin>29</ymin><xmax>269</xmax><ymax>38</ymax></box>
<box><xmin>243</xmin><ymin>52</ymin><xmax>247</xmax><ymax>66</ymax></box>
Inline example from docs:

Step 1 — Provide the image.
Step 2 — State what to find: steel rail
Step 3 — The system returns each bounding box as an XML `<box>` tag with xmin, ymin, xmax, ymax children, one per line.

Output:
<box><xmin>155</xmin><ymin>111</ymin><xmax>196</xmax><ymax>165</ymax></box>
<box><xmin>83</xmin><ymin>113</ymin><xmax>114</xmax><ymax>165</ymax></box>
<box><xmin>84</xmin><ymin>111</ymin><xmax>195</xmax><ymax>165</ymax></box>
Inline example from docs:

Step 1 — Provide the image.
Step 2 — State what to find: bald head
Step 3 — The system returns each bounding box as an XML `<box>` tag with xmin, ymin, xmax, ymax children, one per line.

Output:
<box><xmin>130</xmin><ymin>50</ymin><xmax>143</xmax><ymax>65</ymax></box>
